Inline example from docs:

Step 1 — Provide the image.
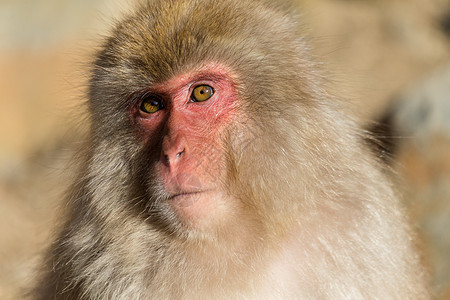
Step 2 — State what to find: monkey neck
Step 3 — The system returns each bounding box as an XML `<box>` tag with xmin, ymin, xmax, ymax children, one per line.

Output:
<box><xmin>149</xmin><ymin>223</ymin><xmax>289</xmax><ymax>297</ymax></box>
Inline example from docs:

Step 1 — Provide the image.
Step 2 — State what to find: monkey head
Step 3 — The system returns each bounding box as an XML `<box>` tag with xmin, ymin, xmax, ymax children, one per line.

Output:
<box><xmin>88</xmin><ymin>0</ymin><xmax>321</xmax><ymax>238</ymax></box>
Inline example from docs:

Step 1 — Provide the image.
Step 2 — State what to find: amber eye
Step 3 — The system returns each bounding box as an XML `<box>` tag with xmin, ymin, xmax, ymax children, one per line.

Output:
<box><xmin>140</xmin><ymin>96</ymin><xmax>164</xmax><ymax>114</ymax></box>
<box><xmin>191</xmin><ymin>85</ymin><xmax>214</xmax><ymax>102</ymax></box>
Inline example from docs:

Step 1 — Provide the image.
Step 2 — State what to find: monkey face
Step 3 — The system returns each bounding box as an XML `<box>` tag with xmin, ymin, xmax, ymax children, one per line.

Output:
<box><xmin>129</xmin><ymin>63</ymin><xmax>241</xmax><ymax>231</ymax></box>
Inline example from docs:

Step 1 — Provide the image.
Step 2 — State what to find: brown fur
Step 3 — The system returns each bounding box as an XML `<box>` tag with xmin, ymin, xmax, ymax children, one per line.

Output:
<box><xmin>33</xmin><ymin>0</ymin><xmax>429</xmax><ymax>298</ymax></box>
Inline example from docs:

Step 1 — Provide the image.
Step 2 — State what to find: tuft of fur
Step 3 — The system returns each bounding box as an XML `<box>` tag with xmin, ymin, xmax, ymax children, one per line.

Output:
<box><xmin>33</xmin><ymin>0</ymin><xmax>429</xmax><ymax>299</ymax></box>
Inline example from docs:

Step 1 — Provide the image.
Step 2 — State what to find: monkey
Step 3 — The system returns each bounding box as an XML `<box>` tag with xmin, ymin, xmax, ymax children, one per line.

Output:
<box><xmin>33</xmin><ymin>0</ymin><xmax>429</xmax><ymax>299</ymax></box>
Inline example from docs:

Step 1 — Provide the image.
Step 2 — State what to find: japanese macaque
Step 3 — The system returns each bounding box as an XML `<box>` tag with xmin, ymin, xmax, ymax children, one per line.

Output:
<box><xmin>34</xmin><ymin>0</ymin><xmax>428</xmax><ymax>298</ymax></box>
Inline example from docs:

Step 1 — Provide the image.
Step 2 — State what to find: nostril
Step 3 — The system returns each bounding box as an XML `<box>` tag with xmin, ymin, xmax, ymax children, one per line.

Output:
<box><xmin>176</xmin><ymin>149</ymin><xmax>185</xmax><ymax>158</ymax></box>
<box><xmin>163</xmin><ymin>148</ymin><xmax>185</xmax><ymax>165</ymax></box>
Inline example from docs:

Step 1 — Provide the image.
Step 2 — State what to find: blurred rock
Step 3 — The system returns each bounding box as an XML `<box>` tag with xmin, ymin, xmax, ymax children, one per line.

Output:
<box><xmin>440</xmin><ymin>8</ymin><xmax>450</xmax><ymax>38</ymax></box>
<box><xmin>392</xmin><ymin>63</ymin><xmax>450</xmax><ymax>140</ymax></box>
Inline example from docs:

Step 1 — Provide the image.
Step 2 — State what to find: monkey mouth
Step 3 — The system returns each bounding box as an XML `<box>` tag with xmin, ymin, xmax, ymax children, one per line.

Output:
<box><xmin>168</xmin><ymin>191</ymin><xmax>204</xmax><ymax>200</ymax></box>
<box><xmin>167</xmin><ymin>190</ymin><xmax>213</xmax><ymax>209</ymax></box>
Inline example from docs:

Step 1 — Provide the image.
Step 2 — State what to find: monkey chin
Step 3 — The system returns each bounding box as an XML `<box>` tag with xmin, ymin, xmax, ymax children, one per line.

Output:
<box><xmin>167</xmin><ymin>190</ymin><xmax>231</xmax><ymax>232</ymax></box>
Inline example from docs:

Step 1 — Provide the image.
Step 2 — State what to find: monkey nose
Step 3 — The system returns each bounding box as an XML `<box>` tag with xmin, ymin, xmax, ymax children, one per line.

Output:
<box><xmin>161</xmin><ymin>136</ymin><xmax>187</xmax><ymax>167</ymax></box>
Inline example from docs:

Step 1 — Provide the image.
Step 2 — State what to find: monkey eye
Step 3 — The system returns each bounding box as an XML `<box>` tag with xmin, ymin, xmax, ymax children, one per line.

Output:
<box><xmin>191</xmin><ymin>85</ymin><xmax>214</xmax><ymax>102</ymax></box>
<box><xmin>139</xmin><ymin>96</ymin><xmax>164</xmax><ymax>114</ymax></box>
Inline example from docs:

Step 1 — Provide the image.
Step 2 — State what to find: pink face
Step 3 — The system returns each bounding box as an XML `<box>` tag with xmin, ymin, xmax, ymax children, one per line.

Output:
<box><xmin>131</xmin><ymin>63</ymin><xmax>239</xmax><ymax>227</ymax></box>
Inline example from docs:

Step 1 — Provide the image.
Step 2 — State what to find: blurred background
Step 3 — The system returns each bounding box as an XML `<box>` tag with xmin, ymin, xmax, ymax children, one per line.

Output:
<box><xmin>0</xmin><ymin>0</ymin><xmax>449</xmax><ymax>298</ymax></box>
